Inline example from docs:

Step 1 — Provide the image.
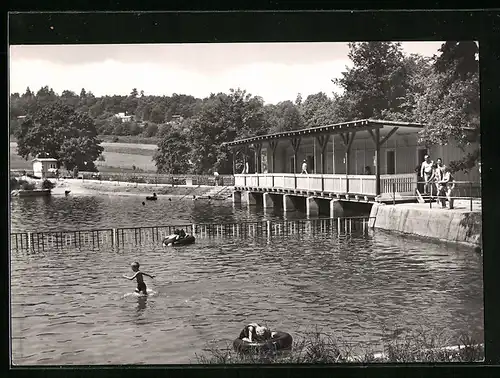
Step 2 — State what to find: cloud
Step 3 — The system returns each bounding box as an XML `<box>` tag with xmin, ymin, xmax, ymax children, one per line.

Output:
<box><xmin>9</xmin><ymin>41</ymin><xmax>445</xmax><ymax>103</ymax></box>
<box><xmin>9</xmin><ymin>58</ymin><xmax>352</xmax><ymax>104</ymax></box>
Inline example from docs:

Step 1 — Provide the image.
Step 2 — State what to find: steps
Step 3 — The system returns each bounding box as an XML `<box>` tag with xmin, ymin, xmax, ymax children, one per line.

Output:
<box><xmin>196</xmin><ymin>185</ymin><xmax>233</xmax><ymax>200</ymax></box>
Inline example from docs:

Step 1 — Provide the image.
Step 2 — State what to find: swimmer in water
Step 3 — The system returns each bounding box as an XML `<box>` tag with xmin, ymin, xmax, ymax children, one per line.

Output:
<box><xmin>142</xmin><ymin>201</ymin><xmax>145</xmax><ymax>206</ymax></box>
<box><xmin>122</xmin><ymin>262</ymin><xmax>155</xmax><ymax>295</ymax></box>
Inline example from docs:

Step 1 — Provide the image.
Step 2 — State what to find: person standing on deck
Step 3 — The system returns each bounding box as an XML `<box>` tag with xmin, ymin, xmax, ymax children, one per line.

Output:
<box><xmin>301</xmin><ymin>159</ymin><xmax>308</xmax><ymax>174</ymax></box>
<box><xmin>420</xmin><ymin>155</ymin><xmax>434</xmax><ymax>195</ymax></box>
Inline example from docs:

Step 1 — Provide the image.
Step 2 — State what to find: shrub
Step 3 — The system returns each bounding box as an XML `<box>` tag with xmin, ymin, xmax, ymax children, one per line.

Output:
<box><xmin>195</xmin><ymin>327</ymin><xmax>484</xmax><ymax>364</ymax></box>
<box><xmin>130</xmin><ymin>176</ymin><xmax>146</xmax><ymax>184</ymax></box>
<box><xmin>21</xmin><ymin>181</ymin><xmax>36</xmax><ymax>190</ymax></box>
<box><xmin>41</xmin><ymin>179</ymin><xmax>55</xmax><ymax>190</ymax></box>
<box><xmin>112</xmin><ymin>136</ymin><xmax>120</xmax><ymax>142</ymax></box>
<box><xmin>10</xmin><ymin>177</ymin><xmax>19</xmax><ymax>190</ymax></box>
<box><xmin>97</xmin><ymin>155</ymin><xmax>106</xmax><ymax>162</ymax></box>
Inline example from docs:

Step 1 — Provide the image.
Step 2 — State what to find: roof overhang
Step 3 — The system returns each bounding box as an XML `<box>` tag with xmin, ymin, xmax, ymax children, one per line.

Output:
<box><xmin>32</xmin><ymin>158</ymin><xmax>58</xmax><ymax>162</ymax></box>
<box><xmin>223</xmin><ymin>119</ymin><xmax>427</xmax><ymax>147</ymax></box>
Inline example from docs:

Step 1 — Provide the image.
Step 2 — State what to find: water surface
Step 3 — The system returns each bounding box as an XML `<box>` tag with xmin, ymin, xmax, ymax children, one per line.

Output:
<box><xmin>10</xmin><ymin>195</ymin><xmax>483</xmax><ymax>365</ymax></box>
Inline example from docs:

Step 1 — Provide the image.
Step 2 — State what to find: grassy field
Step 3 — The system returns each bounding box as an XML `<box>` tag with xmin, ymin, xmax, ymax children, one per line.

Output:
<box><xmin>10</xmin><ymin>140</ymin><xmax>159</xmax><ymax>173</ymax></box>
<box><xmin>97</xmin><ymin>135</ymin><xmax>159</xmax><ymax>144</ymax></box>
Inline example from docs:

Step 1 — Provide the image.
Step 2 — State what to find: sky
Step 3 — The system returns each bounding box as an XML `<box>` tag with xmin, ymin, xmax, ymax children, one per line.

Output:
<box><xmin>9</xmin><ymin>42</ymin><xmax>445</xmax><ymax>104</ymax></box>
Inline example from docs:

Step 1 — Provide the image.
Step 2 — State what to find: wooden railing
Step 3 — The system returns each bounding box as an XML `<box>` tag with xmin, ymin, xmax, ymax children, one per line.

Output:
<box><xmin>10</xmin><ymin>216</ymin><xmax>373</xmax><ymax>252</ymax></box>
<box><xmin>380</xmin><ymin>173</ymin><xmax>417</xmax><ymax>196</ymax></box>
<box><xmin>235</xmin><ymin>173</ymin><xmax>417</xmax><ymax>196</ymax></box>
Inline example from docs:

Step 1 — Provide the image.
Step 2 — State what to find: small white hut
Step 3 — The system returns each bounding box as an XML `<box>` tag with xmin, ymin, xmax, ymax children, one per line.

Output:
<box><xmin>32</xmin><ymin>157</ymin><xmax>58</xmax><ymax>178</ymax></box>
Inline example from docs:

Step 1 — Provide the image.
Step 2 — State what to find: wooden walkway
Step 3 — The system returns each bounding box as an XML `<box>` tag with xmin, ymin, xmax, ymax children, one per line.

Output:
<box><xmin>10</xmin><ymin>217</ymin><xmax>373</xmax><ymax>252</ymax></box>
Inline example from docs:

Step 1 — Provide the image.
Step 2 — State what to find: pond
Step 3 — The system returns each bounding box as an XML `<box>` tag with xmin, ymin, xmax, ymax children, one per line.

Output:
<box><xmin>10</xmin><ymin>195</ymin><xmax>483</xmax><ymax>365</ymax></box>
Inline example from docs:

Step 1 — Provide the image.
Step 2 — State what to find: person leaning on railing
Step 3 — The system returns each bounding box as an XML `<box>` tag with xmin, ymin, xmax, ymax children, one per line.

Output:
<box><xmin>429</xmin><ymin>158</ymin><xmax>445</xmax><ymax>199</ymax></box>
<box><xmin>437</xmin><ymin>167</ymin><xmax>455</xmax><ymax>210</ymax></box>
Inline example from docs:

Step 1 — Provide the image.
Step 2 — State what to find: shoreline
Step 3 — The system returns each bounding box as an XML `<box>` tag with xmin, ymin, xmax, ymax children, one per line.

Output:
<box><xmin>32</xmin><ymin>178</ymin><xmax>233</xmax><ymax>200</ymax></box>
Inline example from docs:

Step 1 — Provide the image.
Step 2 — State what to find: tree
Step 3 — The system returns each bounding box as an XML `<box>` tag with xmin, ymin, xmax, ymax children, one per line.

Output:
<box><xmin>187</xmin><ymin>89</ymin><xmax>267</xmax><ymax>174</ymax></box>
<box><xmin>265</xmin><ymin>101</ymin><xmax>304</xmax><ymax>133</ymax></box>
<box><xmin>333</xmin><ymin>42</ymin><xmax>409</xmax><ymax>120</ymax></box>
<box><xmin>126</xmin><ymin>121</ymin><xmax>141</xmax><ymax>136</ymax></box>
<box><xmin>143</xmin><ymin>123</ymin><xmax>159</xmax><ymax>137</ymax></box>
<box><xmin>414</xmin><ymin>41</ymin><xmax>480</xmax><ymax>171</ymax></box>
<box><xmin>150</xmin><ymin>104</ymin><xmax>165</xmax><ymax>124</ymax></box>
<box><xmin>295</xmin><ymin>93</ymin><xmax>303</xmax><ymax>106</ymax></box>
<box><xmin>15</xmin><ymin>102</ymin><xmax>103</xmax><ymax>171</ymax></box>
<box><xmin>154</xmin><ymin>126</ymin><xmax>191</xmax><ymax>174</ymax></box>
<box><xmin>111</xmin><ymin>117</ymin><xmax>127</xmax><ymax>135</ymax></box>
<box><xmin>300</xmin><ymin>92</ymin><xmax>337</xmax><ymax>127</ymax></box>
<box><xmin>60</xmin><ymin>90</ymin><xmax>80</xmax><ymax>108</ymax></box>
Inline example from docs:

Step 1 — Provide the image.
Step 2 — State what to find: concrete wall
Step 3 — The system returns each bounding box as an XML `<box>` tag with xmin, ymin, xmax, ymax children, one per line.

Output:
<box><xmin>369</xmin><ymin>203</ymin><xmax>482</xmax><ymax>247</ymax></box>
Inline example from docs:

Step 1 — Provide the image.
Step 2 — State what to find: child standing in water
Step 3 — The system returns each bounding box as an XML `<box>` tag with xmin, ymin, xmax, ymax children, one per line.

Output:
<box><xmin>123</xmin><ymin>262</ymin><xmax>155</xmax><ymax>295</ymax></box>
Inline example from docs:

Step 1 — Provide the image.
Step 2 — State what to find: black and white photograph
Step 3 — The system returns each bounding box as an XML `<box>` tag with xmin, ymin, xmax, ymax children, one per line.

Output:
<box><xmin>9</xmin><ymin>32</ymin><xmax>483</xmax><ymax>365</ymax></box>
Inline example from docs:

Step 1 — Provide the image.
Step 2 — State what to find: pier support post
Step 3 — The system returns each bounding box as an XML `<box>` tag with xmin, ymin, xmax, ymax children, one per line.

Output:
<box><xmin>306</xmin><ymin>197</ymin><xmax>319</xmax><ymax>217</ymax></box>
<box><xmin>283</xmin><ymin>194</ymin><xmax>296</xmax><ymax>212</ymax></box>
<box><xmin>245</xmin><ymin>192</ymin><xmax>258</xmax><ymax>206</ymax></box>
<box><xmin>263</xmin><ymin>192</ymin><xmax>274</xmax><ymax>209</ymax></box>
<box><xmin>28</xmin><ymin>232</ymin><xmax>32</xmax><ymax>251</ymax></box>
<box><xmin>232</xmin><ymin>191</ymin><xmax>242</xmax><ymax>204</ymax></box>
<box><xmin>330</xmin><ymin>199</ymin><xmax>344</xmax><ymax>218</ymax></box>
<box><xmin>112</xmin><ymin>228</ymin><xmax>117</xmax><ymax>246</ymax></box>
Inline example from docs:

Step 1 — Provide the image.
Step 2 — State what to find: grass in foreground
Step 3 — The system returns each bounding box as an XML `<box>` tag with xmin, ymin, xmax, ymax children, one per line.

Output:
<box><xmin>195</xmin><ymin>327</ymin><xmax>484</xmax><ymax>364</ymax></box>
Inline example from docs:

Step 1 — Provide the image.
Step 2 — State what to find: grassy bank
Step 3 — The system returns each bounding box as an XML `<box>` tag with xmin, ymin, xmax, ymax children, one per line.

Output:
<box><xmin>97</xmin><ymin>135</ymin><xmax>159</xmax><ymax>145</ymax></box>
<box><xmin>195</xmin><ymin>328</ymin><xmax>483</xmax><ymax>364</ymax></box>
<box><xmin>10</xmin><ymin>139</ymin><xmax>158</xmax><ymax>173</ymax></box>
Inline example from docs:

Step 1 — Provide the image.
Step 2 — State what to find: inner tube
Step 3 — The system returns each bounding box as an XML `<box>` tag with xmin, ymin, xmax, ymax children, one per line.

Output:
<box><xmin>162</xmin><ymin>235</ymin><xmax>195</xmax><ymax>247</ymax></box>
<box><xmin>233</xmin><ymin>331</ymin><xmax>293</xmax><ymax>354</ymax></box>
<box><xmin>146</xmin><ymin>196</ymin><xmax>157</xmax><ymax>200</ymax></box>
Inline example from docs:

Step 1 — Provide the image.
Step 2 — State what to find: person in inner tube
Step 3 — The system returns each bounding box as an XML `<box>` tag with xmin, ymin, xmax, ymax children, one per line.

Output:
<box><xmin>173</xmin><ymin>229</ymin><xmax>186</xmax><ymax>240</ymax></box>
<box><xmin>239</xmin><ymin>323</ymin><xmax>276</xmax><ymax>343</ymax></box>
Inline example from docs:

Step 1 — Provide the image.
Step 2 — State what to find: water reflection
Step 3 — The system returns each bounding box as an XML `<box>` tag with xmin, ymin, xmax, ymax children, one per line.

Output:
<box><xmin>11</xmin><ymin>195</ymin><xmax>307</xmax><ymax>233</ymax></box>
<box><xmin>136</xmin><ymin>296</ymin><xmax>147</xmax><ymax>313</ymax></box>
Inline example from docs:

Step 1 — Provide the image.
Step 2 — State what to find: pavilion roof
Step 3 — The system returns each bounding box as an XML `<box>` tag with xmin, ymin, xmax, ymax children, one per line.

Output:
<box><xmin>223</xmin><ymin>119</ymin><xmax>426</xmax><ymax>147</ymax></box>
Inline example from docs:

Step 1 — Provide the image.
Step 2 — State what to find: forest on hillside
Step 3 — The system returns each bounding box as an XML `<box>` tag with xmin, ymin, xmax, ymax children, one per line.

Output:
<box><xmin>10</xmin><ymin>41</ymin><xmax>479</xmax><ymax>175</ymax></box>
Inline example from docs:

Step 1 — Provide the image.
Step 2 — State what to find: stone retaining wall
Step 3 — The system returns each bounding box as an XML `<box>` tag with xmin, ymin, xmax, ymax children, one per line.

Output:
<box><xmin>369</xmin><ymin>203</ymin><xmax>482</xmax><ymax>247</ymax></box>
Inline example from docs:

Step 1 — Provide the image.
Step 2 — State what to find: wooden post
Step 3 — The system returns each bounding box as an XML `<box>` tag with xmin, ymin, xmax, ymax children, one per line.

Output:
<box><xmin>112</xmin><ymin>228</ymin><xmax>117</xmax><ymax>246</ymax></box>
<box><xmin>232</xmin><ymin>148</ymin><xmax>236</xmax><ymax>175</ymax></box>
<box><xmin>28</xmin><ymin>232</ymin><xmax>32</xmax><ymax>251</ymax></box>
<box><xmin>253</xmin><ymin>143</ymin><xmax>262</xmax><ymax>174</ymax></box>
<box><xmin>291</xmin><ymin>137</ymin><xmax>301</xmax><ymax>189</ymax></box>
<box><xmin>368</xmin><ymin>127</ymin><xmax>382</xmax><ymax>196</ymax></box>
<box><xmin>291</xmin><ymin>137</ymin><xmax>301</xmax><ymax>174</ymax></box>
<box><xmin>316</xmin><ymin>135</ymin><xmax>330</xmax><ymax>174</ymax></box>
<box><xmin>269</xmin><ymin>140</ymin><xmax>278</xmax><ymax>173</ymax></box>
<box><xmin>242</xmin><ymin>145</ymin><xmax>248</xmax><ymax>174</ymax></box>
<box><xmin>375</xmin><ymin>128</ymin><xmax>381</xmax><ymax>195</ymax></box>
<box><xmin>341</xmin><ymin>132</ymin><xmax>356</xmax><ymax>194</ymax></box>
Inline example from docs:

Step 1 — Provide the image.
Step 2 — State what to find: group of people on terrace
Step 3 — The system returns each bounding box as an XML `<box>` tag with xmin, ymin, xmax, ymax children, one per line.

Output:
<box><xmin>419</xmin><ymin>155</ymin><xmax>455</xmax><ymax>209</ymax></box>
